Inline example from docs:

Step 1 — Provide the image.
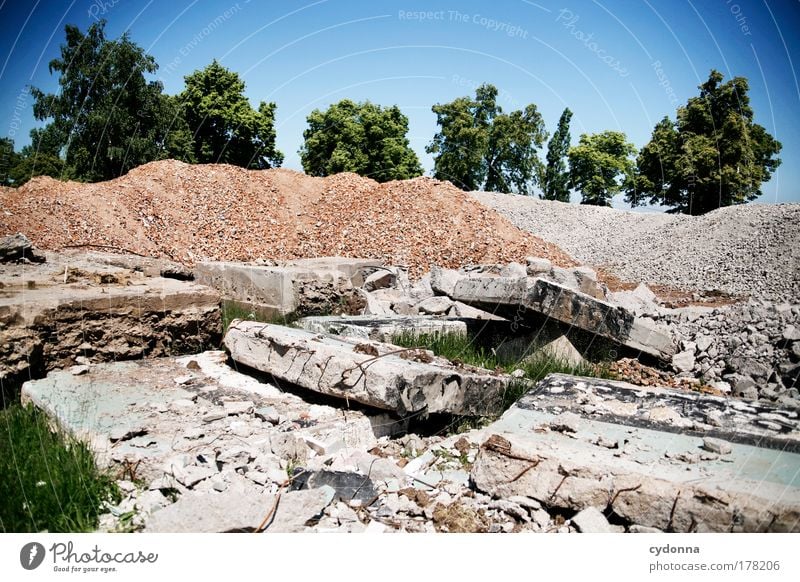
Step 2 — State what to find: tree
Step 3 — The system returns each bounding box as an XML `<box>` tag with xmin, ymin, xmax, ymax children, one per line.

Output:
<box><xmin>427</xmin><ymin>84</ymin><xmax>547</xmax><ymax>194</ymax></box>
<box><xmin>627</xmin><ymin>70</ymin><xmax>782</xmax><ymax>214</ymax></box>
<box><xmin>180</xmin><ymin>60</ymin><xmax>282</xmax><ymax>169</ymax></box>
<box><xmin>540</xmin><ymin>108</ymin><xmax>573</xmax><ymax>202</ymax></box>
<box><xmin>0</xmin><ymin>138</ymin><xmax>19</xmax><ymax>186</ymax></box>
<box><xmin>300</xmin><ymin>99</ymin><xmax>421</xmax><ymax>181</ymax></box>
<box><xmin>568</xmin><ymin>131</ymin><xmax>635</xmax><ymax>206</ymax></box>
<box><xmin>30</xmin><ymin>21</ymin><xmax>192</xmax><ymax>182</ymax></box>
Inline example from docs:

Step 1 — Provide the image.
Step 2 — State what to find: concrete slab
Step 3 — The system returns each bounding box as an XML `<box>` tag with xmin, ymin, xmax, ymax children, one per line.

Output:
<box><xmin>470</xmin><ymin>374</ymin><xmax>800</xmax><ymax>532</ymax></box>
<box><xmin>0</xmin><ymin>253</ymin><xmax>221</xmax><ymax>392</ymax></box>
<box><xmin>296</xmin><ymin>314</ymin><xmax>468</xmax><ymax>342</ymax></box>
<box><xmin>224</xmin><ymin>321</ymin><xmax>509</xmax><ymax>416</ymax></box>
<box><xmin>20</xmin><ymin>351</ymin><xmax>402</xmax><ymax>482</ymax></box>
<box><xmin>445</xmin><ymin>273</ymin><xmax>675</xmax><ymax>360</ymax></box>
<box><xmin>194</xmin><ymin>257</ymin><xmax>381</xmax><ymax>317</ymax></box>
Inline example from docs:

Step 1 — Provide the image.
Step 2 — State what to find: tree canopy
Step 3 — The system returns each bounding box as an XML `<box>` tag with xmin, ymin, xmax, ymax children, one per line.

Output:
<box><xmin>179</xmin><ymin>60</ymin><xmax>283</xmax><ymax>169</ymax></box>
<box><xmin>568</xmin><ymin>131</ymin><xmax>635</xmax><ymax>206</ymax></box>
<box><xmin>427</xmin><ymin>84</ymin><xmax>547</xmax><ymax>194</ymax></box>
<box><xmin>626</xmin><ymin>70</ymin><xmax>782</xmax><ymax>214</ymax></box>
<box><xmin>30</xmin><ymin>20</ymin><xmax>192</xmax><ymax>182</ymax></box>
<box><xmin>299</xmin><ymin>99</ymin><xmax>421</xmax><ymax>182</ymax></box>
<box><xmin>540</xmin><ymin>108</ymin><xmax>573</xmax><ymax>202</ymax></box>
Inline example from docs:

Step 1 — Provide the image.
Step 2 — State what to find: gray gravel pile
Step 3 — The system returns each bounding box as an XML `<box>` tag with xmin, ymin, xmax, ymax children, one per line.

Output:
<box><xmin>471</xmin><ymin>193</ymin><xmax>800</xmax><ymax>302</ymax></box>
<box><xmin>658</xmin><ymin>301</ymin><xmax>800</xmax><ymax>405</ymax></box>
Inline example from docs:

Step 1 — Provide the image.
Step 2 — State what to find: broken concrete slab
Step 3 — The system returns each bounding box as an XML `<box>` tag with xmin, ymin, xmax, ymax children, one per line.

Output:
<box><xmin>1</xmin><ymin>253</ymin><xmax>221</xmax><ymax>392</ymax></box>
<box><xmin>20</xmin><ymin>351</ymin><xmax>401</xmax><ymax>482</ymax></box>
<box><xmin>444</xmin><ymin>272</ymin><xmax>675</xmax><ymax>360</ymax></box>
<box><xmin>471</xmin><ymin>374</ymin><xmax>800</xmax><ymax>532</ymax></box>
<box><xmin>224</xmin><ymin>321</ymin><xmax>508</xmax><ymax>416</ymax></box>
<box><xmin>194</xmin><ymin>257</ymin><xmax>380</xmax><ymax>317</ymax></box>
<box><xmin>145</xmin><ymin>487</ymin><xmax>274</xmax><ymax>533</ymax></box>
<box><xmin>0</xmin><ymin>233</ymin><xmax>44</xmax><ymax>263</ymax></box>
<box><xmin>296</xmin><ymin>314</ymin><xmax>468</xmax><ymax>342</ymax></box>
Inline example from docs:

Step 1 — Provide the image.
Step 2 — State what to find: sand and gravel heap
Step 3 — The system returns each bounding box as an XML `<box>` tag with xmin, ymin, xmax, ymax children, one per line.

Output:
<box><xmin>472</xmin><ymin>192</ymin><xmax>800</xmax><ymax>302</ymax></box>
<box><xmin>0</xmin><ymin>160</ymin><xmax>572</xmax><ymax>278</ymax></box>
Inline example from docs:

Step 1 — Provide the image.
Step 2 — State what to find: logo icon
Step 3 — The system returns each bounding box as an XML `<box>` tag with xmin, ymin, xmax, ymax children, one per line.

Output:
<box><xmin>20</xmin><ymin>542</ymin><xmax>46</xmax><ymax>570</ymax></box>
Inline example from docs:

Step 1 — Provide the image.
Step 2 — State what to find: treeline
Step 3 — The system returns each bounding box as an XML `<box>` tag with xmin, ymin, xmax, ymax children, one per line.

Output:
<box><xmin>0</xmin><ymin>22</ymin><xmax>781</xmax><ymax>216</ymax></box>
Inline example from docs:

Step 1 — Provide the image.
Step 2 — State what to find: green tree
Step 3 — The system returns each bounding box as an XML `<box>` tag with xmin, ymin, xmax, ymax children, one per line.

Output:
<box><xmin>568</xmin><ymin>131</ymin><xmax>635</xmax><ymax>206</ymax></box>
<box><xmin>180</xmin><ymin>60</ymin><xmax>282</xmax><ymax>169</ymax></box>
<box><xmin>0</xmin><ymin>138</ymin><xmax>19</xmax><ymax>185</ymax></box>
<box><xmin>627</xmin><ymin>70</ymin><xmax>781</xmax><ymax>215</ymax></box>
<box><xmin>540</xmin><ymin>108</ymin><xmax>573</xmax><ymax>202</ymax></box>
<box><xmin>427</xmin><ymin>84</ymin><xmax>547</xmax><ymax>194</ymax></box>
<box><xmin>30</xmin><ymin>21</ymin><xmax>193</xmax><ymax>182</ymax></box>
<box><xmin>300</xmin><ymin>99</ymin><xmax>421</xmax><ymax>181</ymax></box>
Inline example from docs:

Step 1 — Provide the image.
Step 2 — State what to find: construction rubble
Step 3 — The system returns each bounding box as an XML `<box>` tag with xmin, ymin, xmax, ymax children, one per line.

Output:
<box><xmin>4</xmin><ymin>234</ymin><xmax>799</xmax><ymax>533</ymax></box>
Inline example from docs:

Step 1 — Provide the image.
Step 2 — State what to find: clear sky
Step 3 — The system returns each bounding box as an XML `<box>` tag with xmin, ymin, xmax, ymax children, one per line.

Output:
<box><xmin>1</xmin><ymin>0</ymin><xmax>798</xmax><ymax>207</ymax></box>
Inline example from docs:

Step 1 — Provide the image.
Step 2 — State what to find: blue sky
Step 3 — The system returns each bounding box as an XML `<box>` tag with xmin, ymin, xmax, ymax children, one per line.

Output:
<box><xmin>1</xmin><ymin>0</ymin><xmax>798</xmax><ymax>207</ymax></box>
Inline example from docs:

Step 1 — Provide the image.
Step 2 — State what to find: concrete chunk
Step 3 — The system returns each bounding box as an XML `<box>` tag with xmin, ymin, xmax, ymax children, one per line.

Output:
<box><xmin>470</xmin><ymin>374</ymin><xmax>800</xmax><ymax>532</ymax></box>
<box><xmin>445</xmin><ymin>273</ymin><xmax>675</xmax><ymax>359</ymax></box>
<box><xmin>224</xmin><ymin>321</ymin><xmax>508</xmax><ymax>416</ymax></box>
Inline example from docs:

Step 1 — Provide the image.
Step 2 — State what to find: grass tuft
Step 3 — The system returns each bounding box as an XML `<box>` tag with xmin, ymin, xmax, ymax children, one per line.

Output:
<box><xmin>0</xmin><ymin>404</ymin><xmax>119</xmax><ymax>532</ymax></box>
<box><xmin>393</xmin><ymin>330</ymin><xmax>613</xmax><ymax>411</ymax></box>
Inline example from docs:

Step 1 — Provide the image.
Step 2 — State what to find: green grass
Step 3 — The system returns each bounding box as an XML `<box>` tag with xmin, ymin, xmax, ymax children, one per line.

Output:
<box><xmin>392</xmin><ymin>331</ymin><xmax>613</xmax><ymax>410</ymax></box>
<box><xmin>0</xmin><ymin>404</ymin><xmax>119</xmax><ymax>532</ymax></box>
<box><xmin>221</xmin><ymin>300</ymin><xmax>301</xmax><ymax>333</ymax></box>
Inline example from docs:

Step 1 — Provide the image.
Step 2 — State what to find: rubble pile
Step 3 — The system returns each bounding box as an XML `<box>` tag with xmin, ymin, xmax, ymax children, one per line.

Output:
<box><xmin>0</xmin><ymin>161</ymin><xmax>572</xmax><ymax>277</ymax></box>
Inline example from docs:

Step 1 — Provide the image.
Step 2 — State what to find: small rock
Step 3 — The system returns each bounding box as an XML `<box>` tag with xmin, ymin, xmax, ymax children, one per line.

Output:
<box><xmin>363</xmin><ymin>270</ymin><xmax>396</xmax><ymax>292</ymax></box>
<box><xmin>672</xmin><ymin>350</ymin><xmax>696</xmax><ymax>373</ymax></box>
<box><xmin>223</xmin><ymin>401</ymin><xmax>254</xmax><ymax>416</ymax></box>
<box><xmin>525</xmin><ymin>257</ymin><xmax>552</xmax><ymax>276</ymax></box>
<box><xmin>783</xmin><ymin>325</ymin><xmax>800</xmax><ymax>342</ymax></box>
<box><xmin>254</xmin><ymin>406</ymin><xmax>281</xmax><ymax>424</ymax></box>
<box><xmin>549</xmin><ymin>411</ymin><xmax>581</xmax><ymax>433</ymax></box>
<box><xmin>202</xmin><ymin>412</ymin><xmax>226</xmax><ymax>423</ymax></box>
<box><xmin>571</xmin><ymin>506</ymin><xmax>615</xmax><ymax>533</ymax></box>
<box><xmin>702</xmin><ymin>437</ymin><xmax>732</xmax><ymax>455</ymax></box>
<box><xmin>69</xmin><ymin>365</ymin><xmax>90</xmax><ymax>376</ymax></box>
<box><xmin>416</xmin><ymin>296</ymin><xmax>454</xmax><ymax>315</ymax></box>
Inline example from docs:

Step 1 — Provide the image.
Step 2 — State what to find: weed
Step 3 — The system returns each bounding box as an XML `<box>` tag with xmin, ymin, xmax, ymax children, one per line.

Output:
<box><xmin>393</xmin><ymin>330</ymin><xmax>614</xmax><ymax>413</ymax></box>
<box><xmin>0</xmin><ymin>404</ymin><xmax>120</xmax><ymax>532</ymax></box>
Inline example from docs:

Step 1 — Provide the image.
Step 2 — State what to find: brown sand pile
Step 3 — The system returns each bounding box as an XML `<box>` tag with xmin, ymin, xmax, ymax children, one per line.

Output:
<box><xmin>0</xmin><ymin>160</ymin><xmax>574</xmax><ymax>276</ymax></box>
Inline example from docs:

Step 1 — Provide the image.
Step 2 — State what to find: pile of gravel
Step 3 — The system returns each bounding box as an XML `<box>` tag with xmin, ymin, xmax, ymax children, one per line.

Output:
<box><xmin>471</xmin><ymin>193</ymin><xmax>800</xmax><ymax>303</ymax></box>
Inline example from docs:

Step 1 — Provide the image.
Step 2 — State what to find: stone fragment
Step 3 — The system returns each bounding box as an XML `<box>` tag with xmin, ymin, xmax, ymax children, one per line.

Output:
<box><xmin>672</xmin><ymin>349</ymin><xmax>696</xmax><ymax>373</ymax></box>
<box><xmin>571</xmin><ymin>506</ymin><xmax>615</xmax><ymax>533</ymax></box>
<box><xmin>537</xmin><ymin>336</ymin><xmax>586</xmax><ymax>368</ymax></box>
<box><xmin>430</xmin><ymin>266</ymin><xmax>462</xmax><ymax>297</ymax></box>
<box><xmin>702</xmin><ymin>437</ymin><xmax>733</xmax><ymax>455</ymax></box>
<box><xmin>363</xmin><ymin>270</ymin><xmax>396</xmax><ymax>292</ymax></box>
<box><xmin>525</xmin><ymin>257</ymin><xmax>552</xmax><ymax>276</ymax></box>
<box><xmin>416</xmin><ymin>296</ymin><xmax>454</xmax><ymax>315</ymax></box>
<box><xmin>146</xmin><ymin>489</ymin><xmax>271</xmax><ymax>533</ymax></box>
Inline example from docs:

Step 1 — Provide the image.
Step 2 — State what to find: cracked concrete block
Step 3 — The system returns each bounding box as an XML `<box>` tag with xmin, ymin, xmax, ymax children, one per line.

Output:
<box><xmin>224</xmin><ymin>321</ymin><xmax>508</xmax><ymax>416</ymax></box>
<box><xmin>469</xmin><ymin>374</ymin><xmax>800</xmax><ymax>532</ymax></box>
<box><xmin>442</xmin><ymin>272</ymin><xmax>675</xmax><ymax>360</ymax></box>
